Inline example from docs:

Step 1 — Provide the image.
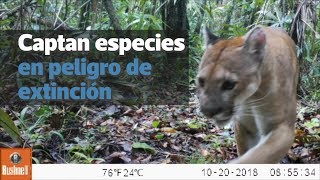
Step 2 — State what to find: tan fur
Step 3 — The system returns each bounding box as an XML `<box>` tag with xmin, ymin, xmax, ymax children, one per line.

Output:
<box><xmin>197</xmin><ymin>26</ymin><xmax>298</xmax><ymax>163</ymax></box>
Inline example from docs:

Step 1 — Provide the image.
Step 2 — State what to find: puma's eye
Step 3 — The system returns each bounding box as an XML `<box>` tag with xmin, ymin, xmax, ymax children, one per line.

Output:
<box><xmin>198</xmin><ymin>77</ymin><xmax>205</xmax><ymax>87</ymax></box>
<box><xmin>221</xmin><ymin>80</ymin><xmax>237</xmax><ymax>90</ymax></box>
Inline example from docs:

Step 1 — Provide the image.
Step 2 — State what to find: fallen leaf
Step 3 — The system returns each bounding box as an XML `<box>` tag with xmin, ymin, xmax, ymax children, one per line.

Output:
<box><xmin>94</xmin><ymin>145</ymin><xmax>102</xmax><ymax>151</ymax></box>
<box><xmin>82</xmin><ymin>121</ymin><xmax>94</xmax><ymax>128</ymax></box>
<box><xmin>122</xmin><ymin>107</ymin><xmax>134</xmax><ymax>116</ymax></box>
<box><xmin>140</xmin><ymin>155</ymin><xmax>152</xmax><ymax>163</ymax></box>
<box><xmin>169</xmin><ymin>154</ymin><xmax>184</xmax><ymax>163</ymax></box>
<box><xmin>170</xmin><ymin>144</ymin><xmax>181</xmax><ymax>151</ymax></box>
<box><xmin>201</xmin><ymin>149</ymin><xmax>210</xmax><ymax>157</ymax></box>
<box><xmin>132</xmin><ymin>142</ymin><xmax>156</xmax><ymax>154</ymax></box>
<box><xmin>301</xmin><ymin>148</ymin><xmax>309</xmax><ymax>157</ymax></box>
<box><xmin>161</xmin><ymin>127</ymin><xmax>177</xmax><ymax>133</ymax></box>
<box><xmin>136</xmin><ymin>108</ymin><xmax>144</xmax><ymax>114</ymax></box>
<box><xmin>119</xmin><ymin>141</ymin><xmax>132</xmax><ymax>152</ymax></box>
<box><xmin>103</xmin><ymin>105</ymin><xmax>119</xmax><ymax>116</ymax></box>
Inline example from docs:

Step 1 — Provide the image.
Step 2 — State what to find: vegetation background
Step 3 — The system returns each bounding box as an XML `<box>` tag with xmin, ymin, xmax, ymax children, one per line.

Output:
<box><xmin>0</xmin><ymin>0</ymin><xmax>319</xmax><ymax>163</ymax></box>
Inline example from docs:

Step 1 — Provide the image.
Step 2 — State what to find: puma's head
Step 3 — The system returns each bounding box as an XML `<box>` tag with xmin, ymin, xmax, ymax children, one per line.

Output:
<box><xmin>197</xmin><ymin>27</ymin><xmax>266</xmax><ymax>126</ymax></box>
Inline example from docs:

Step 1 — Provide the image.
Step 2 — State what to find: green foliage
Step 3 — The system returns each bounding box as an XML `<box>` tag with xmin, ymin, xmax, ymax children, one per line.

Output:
<box><xmin>155</xmin><ymin>133</ymin><xmax>165</xmax><ymax>140</ymax></box>
<box><xmin>301</xmin><ymin>37</ymin><xmax>320</xmax><ymax>100</ymax></box>
<box><xmin>132</xmin><ymin>142</ymin><xmax>156</xmax><ymax>154</ymax></box>
<box><xmin>187</xmin><ymin>152</ymin><xmax>212</xmax><ymax>164</ymax></box>
<box><xmin>217</xmin><ymin>24</ymin><xmax>247</xmax><ymax>37</ymax></box>
<box><xmin>203</xmin><ymin>134</ymin><xmax>234</xmax><ymax>149</ymax></box>
<box><xmin>304</xmin><ymin>118</ymin><xmax>320</xmax><ymax>129</ymax></box>
<box><xmin>297</xmin><ymin>107</ymin><xmax>314</xmax><ymax>121</ymax></box>
<box><xmin>152</xmin><ymin>120</ymin><xmax>161</xmax><ymax>128</ymax></box>
<box><xmin>114</xmin><ymin>0</ymin><xmax>163</xmax><ymax>30</ymax></box>
<box><xmin>0</xmin><ymin>108</ymin><xmax>22</xmax><ymax>144</ymax></box>
<box><xmin>257</xmin><ymin>4</ymin><xmax>294</xmax><ymax>28</ymax></box>
<box><xmin>189</xmin><ymin>33</ymin><xmax>203</xmax><ymax>83</ymax></box>
<box><xmin>27</xmin><ymin>106</ymin><xmax>54</xmax><ymax>133</ymax></box>
<box><xmin>68</xmin><ymin>141</ymin><xmax>104</xmax><ymax>163</ymax></box>
<box><xmin>187</xmin><ymin>120</ymin><xmax>206</xmax><ymax>129</ymax></box>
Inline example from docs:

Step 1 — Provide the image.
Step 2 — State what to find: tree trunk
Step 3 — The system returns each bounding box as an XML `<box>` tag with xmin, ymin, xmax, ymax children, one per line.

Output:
<box><xmin>91</xmin><ymin>0</ymin><xmax>98</xmax><ymax>29</ymax></box>
<box><xmin>78</xmin><ymin>0</ymin><xmax>90</xmax><ymax>29</ymax></box>
<box><xmin>160</xmin><ymin>0</ymin><xmax>188</xmax><ymax>80</ymax></box>
<box><xmin>161</xmin><ymin>0</ymin><xmax>188</xmax><ymax>31</ymax></box>
<box><xmin>103</xmin><ymin>0</ymin><xmax>122</xmax><ymax>30</ymax></box>
<box><xmin>194</xmin><ymin>0</ymin><xmax>207</xmax><ymax>33</ymax></box>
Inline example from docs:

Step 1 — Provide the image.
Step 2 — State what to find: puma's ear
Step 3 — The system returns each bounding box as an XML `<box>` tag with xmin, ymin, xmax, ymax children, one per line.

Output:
<box><xmin>203</xmin><ymin>27</ymin><xmax>219</xmax><ymax>47</ymax></box>
<box><xmin>244</xmin><ymin>27</ymin><xmax>266</xmax><ymax>54</ymax></box>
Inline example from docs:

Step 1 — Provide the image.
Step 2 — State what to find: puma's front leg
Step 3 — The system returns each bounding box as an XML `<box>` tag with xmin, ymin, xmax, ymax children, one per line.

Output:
<box><xmin>234</xmin><ymin>122</ymin><xmax>249</xmax><ymax>155</ymax></box>
<box><xmin>234</xmin><ymin>120</ymin><xmax>258</xmax><ymax>155</ymax></box>
<box><xmin>229</xmin><ymin>124</ymin><xmax>294</xmax><ymax>164</ymax></box>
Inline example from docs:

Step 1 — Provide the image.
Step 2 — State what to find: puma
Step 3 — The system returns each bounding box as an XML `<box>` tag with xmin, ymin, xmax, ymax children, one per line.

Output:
<box><xmin>197</xmin><ymin>26</ymin><xmax>298</xmax><ymax>163</ymax></box>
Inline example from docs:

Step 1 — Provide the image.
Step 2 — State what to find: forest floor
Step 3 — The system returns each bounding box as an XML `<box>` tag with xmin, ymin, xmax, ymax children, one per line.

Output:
<box><xmin>1</xmin><ymin>96</ymin><xmax>319</xmax><ymax>164</ymax></box>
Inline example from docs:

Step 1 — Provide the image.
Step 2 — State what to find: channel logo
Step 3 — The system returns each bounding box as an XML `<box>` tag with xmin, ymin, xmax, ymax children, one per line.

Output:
<box><xmin>0</xmin><ymin>148</ymin><xmax>32</xmax><ymax>180</ymax></box>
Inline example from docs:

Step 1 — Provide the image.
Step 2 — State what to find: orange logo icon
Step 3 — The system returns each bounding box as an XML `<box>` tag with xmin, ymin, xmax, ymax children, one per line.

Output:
<box><xmin>0</xmin><ymin>148</ymin><xmax>32</xmax><ymax>180</ymax></box>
